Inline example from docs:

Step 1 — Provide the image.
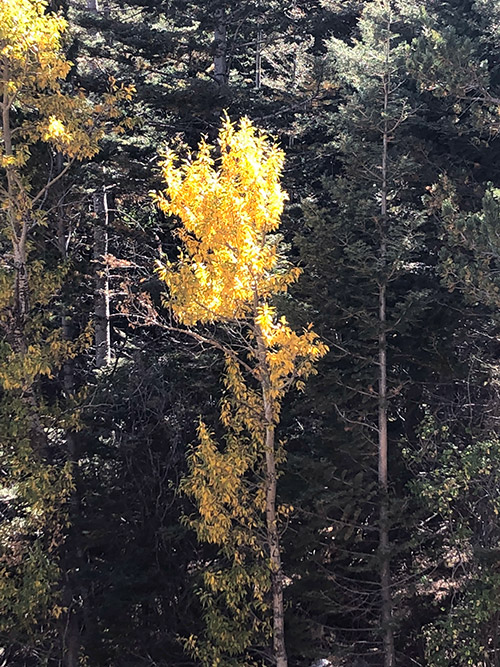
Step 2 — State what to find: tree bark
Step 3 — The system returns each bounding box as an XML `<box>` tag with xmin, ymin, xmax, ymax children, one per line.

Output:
<box><xmin>378</xmin><ymin>282</ymin><xmax>394</xmax><ymax>667</ymax></box>
<box><xmin>378</xmin><ymin>7</ymin><xmax>395</xmax><ymax>665</ymax></box>
<box><xmin>213</xmin><ymin>7</ymin><xmax>227</xmax><ymax>85</ymax></box>
<box><xmin>255</xmin><ymin>24</ymin><xmax>263</xmax><ymax>90</ymax></box>
<box><xmin>263</xmin><ymin>407</ymin><xmax>288</xmax><ymax>667</ymax></box>
<box><xmin>254</xmin><ymin>316</ymin><xmax>288</xmax><ymax>667</ymax></box>
<box><xmin>93</xmin><ymin>188</ymin><xmax>111</xmax><ymax>369</ymax></box>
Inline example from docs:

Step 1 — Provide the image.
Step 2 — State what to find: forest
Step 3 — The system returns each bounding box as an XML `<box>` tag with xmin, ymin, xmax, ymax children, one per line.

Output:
<box><xmin>2</xmin><ymin>0</ymin><xmax>500</xmax><ymax>665</ymax></box>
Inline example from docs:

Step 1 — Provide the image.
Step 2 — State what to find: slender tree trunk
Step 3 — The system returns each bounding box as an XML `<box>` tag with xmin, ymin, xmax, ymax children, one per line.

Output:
<box><xmin>263</xmin><ymin>407</ymin><xmax>287</xmax><ymax>667</ymax></box>
<box><xmin>93</xmin><ymin>188</ymin><xmax>111</xmax><ymax>369</ymax></box>
<box><xmin>55</xmin><ymin>154</ymin><xmax>81</xmax><ymax>667</ymax></box>
<box><xmin>378</xmin><ymin>281</ymin><xmax>394</xmax><ymax>667</ymax></box>
<box><xmin>255</xmin><ymin>24</ymin><xmax>263</xmax><ymax>90</ymax></box>
<box><xmin>255</xmin><ymin>317</ymin><xmax>288</xmax><ymax>667</ymax></box>
<box><xmin>55</xmin><ymin>157</ymin><xmax>75</xmax><ymax>400</ymax></box>
<box><xmin>213</xmin><ymin>7</ymin><xmax>227</xmax><ymax>85</ymax></box>
<box><xmin>378</xmin><ymin>9</ymin><xmax>395</xmax><ymax>665</ymax></box>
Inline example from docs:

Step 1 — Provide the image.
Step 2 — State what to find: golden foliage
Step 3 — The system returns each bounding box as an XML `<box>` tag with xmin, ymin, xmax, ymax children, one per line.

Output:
<box><xmin>0</xmin><ymin>0</ymin><xmax>134</xmax><ymax>163</ymax></box>
<box><xmin>154</xmin><ymin>116</ymin><xmax>292</xmax><ymax>324</ymax></box>
<box><xmin>158</xmin><ymin>117</ymin><xmax>328</xmax><ymax>665</ymax></box>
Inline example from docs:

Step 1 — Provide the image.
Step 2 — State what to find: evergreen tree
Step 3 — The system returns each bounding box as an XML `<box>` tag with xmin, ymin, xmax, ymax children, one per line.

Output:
<box><xmin>314</xmin><ymin>4</ymin><xmax>425</xmax><ymax>662</ymax></box>
<box><xmin>287</xmin><ymin>1</ymin><xmax>500</xmax><ymax>663</ymax></box>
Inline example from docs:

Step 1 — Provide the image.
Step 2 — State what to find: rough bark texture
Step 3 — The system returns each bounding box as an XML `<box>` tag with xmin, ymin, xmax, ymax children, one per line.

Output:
<box><xmin>263</xmin><ymin>412</ymin><xmax>288</xmax><ymax>667</ymax></box>
<box><xmin>255</xmin><ymin>315</ymin><xmax>288</xmax><ymax>667</ymax></box>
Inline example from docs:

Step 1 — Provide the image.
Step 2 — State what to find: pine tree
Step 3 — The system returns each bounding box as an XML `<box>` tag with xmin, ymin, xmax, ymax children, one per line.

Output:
<box><xmin>408</xmin><ymin>2</ymin><xmax>500</xmax><ymax>661</ymax></box>
<box><xmin>322</xmin><ymin>4</ymin><xmax>426</xmax><ymax>662</ymax></box>
<box><xmin>286</xmin><ymin>1</ymin><xmax>500</xmax><ymax>663</ymax></box>
<box><xmin>288</xmin><ymin>1</ymin><xmax>487</xmax><ymax>662</ymax></box>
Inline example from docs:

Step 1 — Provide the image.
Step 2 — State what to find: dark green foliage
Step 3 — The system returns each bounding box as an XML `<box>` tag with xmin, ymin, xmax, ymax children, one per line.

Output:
<box><xmin>74</xmin><ymin>348</ymin><xmax>217</xmax><ymax>665</ymax></box>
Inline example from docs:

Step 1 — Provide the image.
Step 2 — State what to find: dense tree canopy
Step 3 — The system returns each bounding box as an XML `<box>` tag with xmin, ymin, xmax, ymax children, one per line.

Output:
<box><xmin>1</xmin><ymin>1</ymin><xmax>500</xmax><ymax>666</ymax></box>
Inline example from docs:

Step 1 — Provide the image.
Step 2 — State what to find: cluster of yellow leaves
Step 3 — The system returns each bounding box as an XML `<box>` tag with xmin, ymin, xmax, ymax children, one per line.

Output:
<box><xmin>0</xmin><ymin>384</ymin><xmax>74</xmax><ymax>635</ymax></box>
<box><xmin>0</xmin><ymin>0</ymin><xmax>91</xmax><ymax>158</ymax></box>
<box><xmin>0</xmin><ymin>457</ymin><xmax>73</xmax><ymax>634</ymax></box>
<box><xmin>0</xmin><ymin>332</ymin><xmax>81</xmax><ymax>391</ymax></box>
<box><xmin>0</xmin><ymin>538</ymin><xmax>60</xmax><ymax>634</ymax></box>
<box><xmin>0</xmin><ymin>0</ymin><xmax>135</xmax><ymax>169</ymax></box>
<box><xmin>254</xmin><ymin>303</ymin><xmax>328</xmax><ymax>410</ymax></box>
<box><xmin>181</xmin><ymin>355</ymin><xmax>274</xmax><ymax>664</ymax></box>
<box><xmin>181</xmin><ymin>418</ymin><xmax>262</xmax><ymax>553</ymax></box>
<box><xmin>220</xmin><ymin>357</ymin><xmax>264</xmax><ymax>448</ymax></box>
<box><xmin>181</xmin><ymin>356</ymin><xmax>274</xmax><ymax>547</ymax></box>
<box><xmin>155</xmin><ymin>116</ymin><xmax>327</xmax><ymax>396</ymax></box>
<box><xmin>0</xmin><ymin>263</ymin><xmax>91</xmax><ymax>390</ymax></box>
<box><xmin>155</xmin><ymin>116</ymin><xmax>291</xmax><ymax>325</ymax></box>
<box><xmin>0</xmin><ymin>0</ymin><xmax>69</xmax><ymax>86</ymax></box>
<box><xmin>183</xmin><ymin>559</ymin><xmax>271</xmax><ymax>667</ymax></box>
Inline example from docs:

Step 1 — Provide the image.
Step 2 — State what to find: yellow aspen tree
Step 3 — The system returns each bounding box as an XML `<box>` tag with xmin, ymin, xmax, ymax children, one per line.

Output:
<box><xmin>0</xmin><ymin>0</ymin><xmax>114</xmax><ymax>446</ymax></box>
<box><xmin>154</xmin><ymin>116</ymin><xmax>327</xmax><ymax>667</ymax></box>
<box><xmin>0</xmin><ymin>0</ymin><xmax>132</xmax><ymax>654</ymax></box>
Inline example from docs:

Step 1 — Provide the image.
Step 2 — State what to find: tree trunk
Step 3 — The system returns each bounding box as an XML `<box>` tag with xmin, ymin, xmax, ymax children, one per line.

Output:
<box><xmin>263</xmin><ymin>409</ymin><xmax>288</xmax><ymax>667</ymax></box>
<box><xmin>378</xmin><ymin>281</ymin><xmax>394</xmax><ymax>667</ymax></box>
<box><xmin>255</xmin><ymin>25</ymin><xmax>263</xmax><ymax>90</ymax></box>
<box><xmin>93</xmin><ymin>188</ymin><xmax>111</xmax><ymax>369</ymax></box>
<box><xmin>255</xmin><ymin>317</ymin><xmax>288</xmax><ymax>667</ymax></box>
<box><xmin>378</xmin><ymin>10</ymin><xmax>395</xmax><ymax>664</ymax></box>
<box><xmin>54</xmin><ymin>153</ymin><xmax>82</xmax><ymax>667</ymax></box>
<box><xmin>213</xmin><ymin>7</ymin><xmax>227</xmax><ymax>85</ymax></box>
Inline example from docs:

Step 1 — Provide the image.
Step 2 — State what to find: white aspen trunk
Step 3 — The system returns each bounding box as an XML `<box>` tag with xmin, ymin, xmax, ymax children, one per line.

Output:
<box><xmin>378</xmin><ymin>6</ymin><xmax>395</xmax><ymax>665</ymax></box>
<box><xmin>213</xmin><ymin>7</ymin><xmax>227</xmax><ymax>85</ymax></box>
<box><xmin>93</xmin><ymin>188</ymin><xmax>111</xmax><ymax>369</ymax></box>
<box><xmin>254</xmin><ymin>313</ymin><xmax>288</xmax><ymax>667</ymax></box>
<box><xmin>255</xmin><ymin>26</ymin><xmax>263</xmax><ymax>90</ymax></box>
<box><xmin>263</xmin><ymin>409</ymin><xmax>288</xmax><ymax>667</ymax></box>
<box><xmin>86</xmin><ymin>0</ymin><xmax>99</xmax><ymax>11</ymax></box>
